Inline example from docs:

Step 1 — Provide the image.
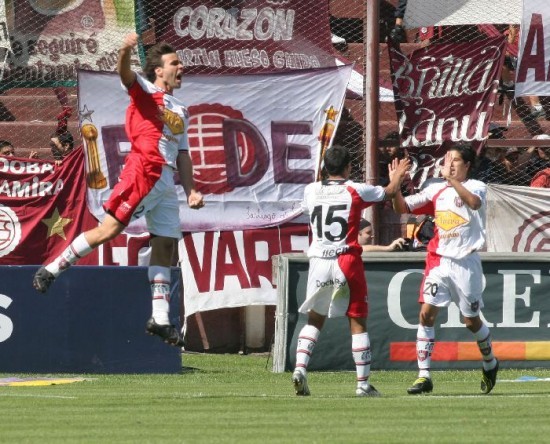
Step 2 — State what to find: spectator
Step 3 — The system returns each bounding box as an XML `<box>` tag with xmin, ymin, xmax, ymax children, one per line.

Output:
<box><xmin>389</xmin><ymin>0</ymin><xmax>407</xmax><ymax>43</ymax></box>
<box><xmin>500</xmin><ymin>147</ymin><xmax>532</xmax><ymax>186</ymax></box>
<box><xmin>0</xmin><ymin>140</ymin><xmax>39</xmax><ymax>159</ymax></box>
<box><xmin>0</xmin><ymin>140</ymin><xmax>14</xmax><ymax>156</ymax></box>
<box><xmin>474</xmin><ymin>124</ymin><xmax>508</xmax><ymax>183</ymax></box>
<box><xmin>530</xmin><ymin>168</ymin><xmax>550</xmax><ymax>188</ymax></box>
<box><xmin>50</xmin><ymin>131</ymin><xmax>74</xmax><ymax>164</ymax></box>
<box><xmin>358</xmin><ymin>218</ymin><xmax>407</xmax><ymax>252</ymax></box>
<box><xmin>525</xmin><ymin>135</ymin><xmax>550</xmax><ymax>177</ymax></box>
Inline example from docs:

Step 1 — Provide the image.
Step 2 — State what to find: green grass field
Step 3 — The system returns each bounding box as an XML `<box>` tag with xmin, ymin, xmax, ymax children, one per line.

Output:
<box><xmin>1</xmin><ymin>353</ymin><xmax>549</xmax><ymax>443</ymax></box>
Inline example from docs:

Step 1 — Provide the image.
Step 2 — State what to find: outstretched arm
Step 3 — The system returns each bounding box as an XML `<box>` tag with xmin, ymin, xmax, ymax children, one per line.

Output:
<box><xmin>384</xmin><ymin>157</ymin><xmax>410</xmax><ymax>197</ymax></box>
<box><xmin>388</xmin><ymin>159</ymin><xmax>410</xmax><ymax>214</ymax></box>
<box><xmin>362</xmin><ymin>237</ymin><xmax>406</xmax><ymax>252</ymax></box>
<box><xmin>118</xmin><ymin>33</ymin><xmax>138</xmax><ymax>89</ymax></box>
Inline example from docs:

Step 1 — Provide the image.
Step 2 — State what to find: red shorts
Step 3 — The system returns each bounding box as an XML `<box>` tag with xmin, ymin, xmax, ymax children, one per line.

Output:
<box><xmin>103</xmin><ymin>154</ymin><xmax>162</xmax><ymax>226</ymax></box>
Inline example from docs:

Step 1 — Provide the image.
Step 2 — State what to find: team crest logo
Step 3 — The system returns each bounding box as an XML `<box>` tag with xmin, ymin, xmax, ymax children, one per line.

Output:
<box><xmin>470</xmin><ymin>301</ymin><xmax>480</xmax><ymax>312</ymax></box>
<box><xmin>454</xmin><ymin>196</ymin><xmax>464</xmax><ymax>207</ymax></box>
<box><xmin>187</xmin><ymin>104</ymin><xmax>256</xmax><ymax>194</ymax></box>
<box><xmin>0</xmin><ymin>205</ymin><xmax>22</xmax><ymax>258</ymax></box>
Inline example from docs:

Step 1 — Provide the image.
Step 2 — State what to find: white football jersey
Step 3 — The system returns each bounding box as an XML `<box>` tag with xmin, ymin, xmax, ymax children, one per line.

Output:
<box><xmin>301</xmin><ymin>179</ymin><xmax>386</xmax><ymax>258</ymax></box>
<box><xmin>405</xmin><ymin>179</ymin><xmax>487</xmax><ymax>259</ymax></box>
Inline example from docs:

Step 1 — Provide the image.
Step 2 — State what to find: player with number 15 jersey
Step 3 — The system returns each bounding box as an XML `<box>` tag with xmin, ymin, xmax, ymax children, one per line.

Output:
<box><xmin>302</xmin><ymin>180</ymin><xmax>386</xmax><ymax>259</ymax></box>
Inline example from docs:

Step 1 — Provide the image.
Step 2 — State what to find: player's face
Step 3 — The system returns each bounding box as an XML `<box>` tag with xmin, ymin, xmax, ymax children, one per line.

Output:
<box><xmin>448</xmin><ymin>149</ymin><xmax>470</xmax><ymax>181</ymax></box>
<box><xmin>158</xmin><ymin>53</ymin><xmax>184</xmax><ymax>91</ymax></box>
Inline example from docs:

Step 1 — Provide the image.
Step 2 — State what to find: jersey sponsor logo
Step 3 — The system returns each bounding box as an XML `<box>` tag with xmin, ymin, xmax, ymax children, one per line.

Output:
<box><xmin>320</xmin><ymin>245</ymin><xmax>349</xmax><ymax>257</ymax></box>
<box><xmin>439</xmin><ymin>231</ymin><xmax>460</xmax><ymax>240</ymax></box>
<box><xmin>161</xmin><ymin>108</ymin><xmax>185</xmax><ymax>135</ymax></box>
<box><xmin>316</xmin><ymin>277</ymin><xmax>345</xmax><ymax>288</ymax></box>
<box><xmin>435</xmin><ymin>210</ymin><xmax>467</xmax><ymax>231</ymax></box>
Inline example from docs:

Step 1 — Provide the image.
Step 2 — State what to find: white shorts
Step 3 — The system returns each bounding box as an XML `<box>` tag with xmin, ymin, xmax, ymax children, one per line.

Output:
<box><xmin>420</xmin><ymin>253</ymin><xmax>486</xmax><ymax>318</ymax></box>
<box><xmin>132</xmin><ymin>166</ymin><xmax>181</xmax><ymax>240</ymax></box>
<box><xmin>300</xmin><ymin>254</ymin><xmax>367</xmax><ymax>319</ymax></box>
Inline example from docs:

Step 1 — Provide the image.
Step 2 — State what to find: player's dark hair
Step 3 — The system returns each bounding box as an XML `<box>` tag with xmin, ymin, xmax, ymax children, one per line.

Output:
<box><xmin>0</xmin><ymin>140</ymin><xmax>13</xmax><ymax>149</ymax></box>
<box><xmin>144</xmin><ymin>42</ymin><xmax>177</xmax><ymax>82</ymax></box>
<box><xmin>448</xmin><ymin>142</ymin><xmax>477</xmax><ymax>177</ymax></box>
<box><xmin>324</xmin><ymin>145</ymin><xmax>351</xmax><ymax>176</ymax></box>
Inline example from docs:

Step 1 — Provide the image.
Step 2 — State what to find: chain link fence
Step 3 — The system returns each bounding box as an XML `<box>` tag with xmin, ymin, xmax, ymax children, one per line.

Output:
<box><xmin>0</xmin><ymin>1</ymin><xmax>548</xmax><ymax>216</ymax></box>
<box><xmin>379</xmin><ymin>0</ymin><xmax>550</xmax><ymax>191</ymax></box>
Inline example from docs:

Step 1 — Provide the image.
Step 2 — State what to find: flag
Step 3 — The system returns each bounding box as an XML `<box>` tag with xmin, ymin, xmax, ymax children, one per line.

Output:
<box><xmin>486</xmin><ymin>184</ymin><xmax>550</xmax><ymax>252</ymax></box>
<box><xmin>0</xmin><ymin>148</ymin><xmax>97</xmax><ymax>265</ymax></box>
<box><xmin>515</xmin><ymin>0</ymin><xmax>550</xmax><ymax>97</ymax></box>
<box><xmin>388</xmin><ymin>37</ymin><xmax>506</xmax><ymax>149</ymax></box>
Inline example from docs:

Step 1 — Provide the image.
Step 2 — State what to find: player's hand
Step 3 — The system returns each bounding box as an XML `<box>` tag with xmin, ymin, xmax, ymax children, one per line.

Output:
<box><xmin>441</xmin><ymin>151</ymin><xmax>453</xmax><ymax>179</ymax></box>
<box><xmin>188</xmin><ymin>190</ymin><xmax>204</xmax><ymax>209</ymax></box>
<box><xmin>28</xmin><ymin>150</ymin><xmax>39</xmax><ymax>159</ymax></box>
<box><xmin>388</xmin><ymin>156</ymin><xmax>411</xmax><ymax>181</ymax></box>
<box><xmin>122</xmin><ymin>32</ymin><xmax>139</xmax><ymax>51</ymax></box>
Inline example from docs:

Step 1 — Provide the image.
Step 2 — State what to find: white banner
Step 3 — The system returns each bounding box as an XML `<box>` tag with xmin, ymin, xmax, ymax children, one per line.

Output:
<box><xmin>2</xmin><ymin>1</ymin><xmax>139</xmax><ymax>83</ymax></box>
<box><xmin>0</xmin><ymin>0</ymin><xmax>11</xmax><ymax>80</ymax></box>
<box><xmin>404</xmin><ymin>0</ymin><xmax>521</xmax><ymax>28</ymax></box>
<box><xmin>515</xmin><ymin>0</ymin><xmax>550</xmax><ymax>96</ymax></box>
<box><xmin>178</xmin><ymin>224</ymin><xmax>310</xmax><ymax>316</ymax></box>
<box><xmin>486</xmin><ymin>184</ymin><xmax>550</xmax><ymax>252</ymax></box>
<box><xmin>78</xmin><ymin>66</ymin><xmax>352</xmax><ymax>233</ymax></box>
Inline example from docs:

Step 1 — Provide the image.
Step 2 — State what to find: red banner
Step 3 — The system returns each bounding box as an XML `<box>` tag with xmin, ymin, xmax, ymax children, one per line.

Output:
<box><xmin>0</xmin><ymin>147</ymin><xmax>97</xmax><ymax>265</ymax></box>
<box><xmin>389</xmin><ymin>37</ymin><xmax>506</xmax><ymax>149</ymax></box>
<box><xmin>143</xmin><ymin>0</ymin><xmax>335</xmax><ymax>74</ymax></box>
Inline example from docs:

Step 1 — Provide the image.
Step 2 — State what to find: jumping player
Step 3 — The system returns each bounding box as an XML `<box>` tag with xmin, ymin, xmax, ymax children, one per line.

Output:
<box><xmin>292</xmin><ymin>145</ymin><xmax>410</xmax><ymax>397</ymax></box>
<box><xmin>390</xmin><ymin>143</ymin><xmax>499</xmax><ymax>395</ymax></box>
<box><xmin>33</xmin><ymin>32</ymin><xmax>204</xmax><ymax>346</ymax></box>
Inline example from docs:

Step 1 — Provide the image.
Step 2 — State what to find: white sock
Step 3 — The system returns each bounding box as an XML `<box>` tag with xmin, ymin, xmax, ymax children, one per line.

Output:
<box><xmin>352</xmin><ymin>332</ymin><xmax>371</xmax><ymax>388</ymax></box>
<box><xmin>149</xmin><ymin>266</ymin><xmax>171</xmax><ymax>325</ymax></box>
<box><xmin>295</xmin><ymin>324</ymin><xmax>320</xmax><ymax>374</ymax></box>
<box><xmin>45</xmin><ymin>233</ymin><xmax>93</xmax><ymax>277</ymax></box>
<box><xmin>473</xmin><ymin>324</ymin><xmax>497</xmax><ymax>371</ymax></box>
<box><xmin>416</xmin><ymin>325</ymin><xmax>435</xmax><ymax>379</ymax></box>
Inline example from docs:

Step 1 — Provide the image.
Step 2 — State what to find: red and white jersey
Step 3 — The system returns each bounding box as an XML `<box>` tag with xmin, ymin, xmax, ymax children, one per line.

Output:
<box><xmin>301</xmin><ymin>179</ymin><xmax>386</xmax><ymax>258</ymax></box>
<box><xmin>124</xmin><ymin>75</ymin><xmax>189</xmax><ymax>169</ymax></box>
<box><xmin>405</xmin><ymin>179</ymin><xmax>487</xmax><ymax>259</ymax></box>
